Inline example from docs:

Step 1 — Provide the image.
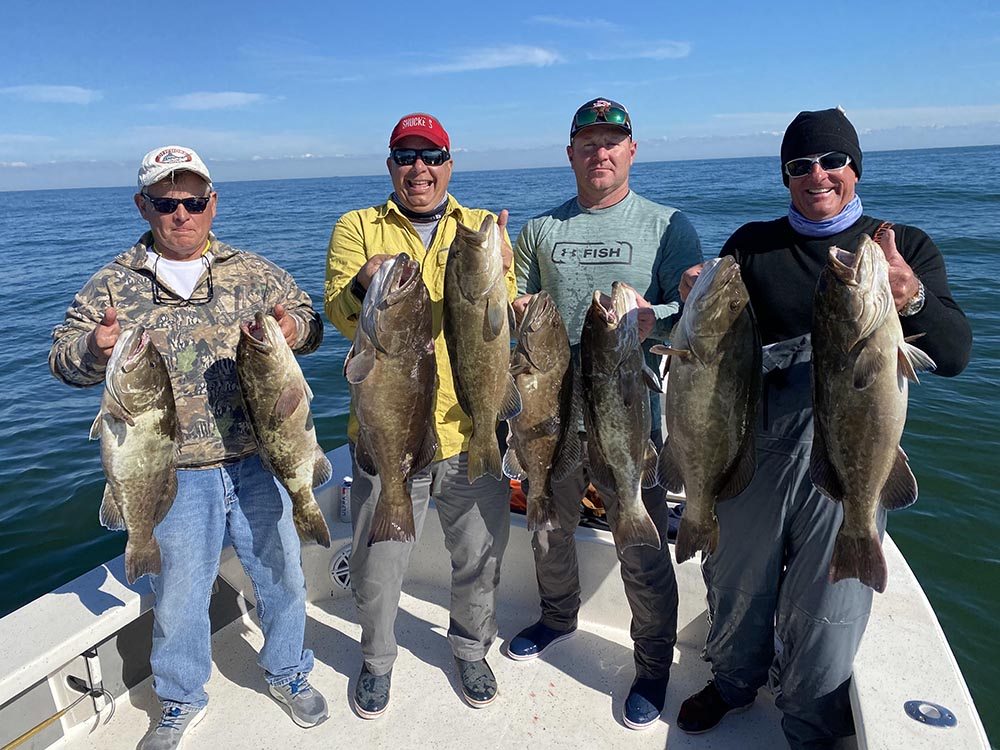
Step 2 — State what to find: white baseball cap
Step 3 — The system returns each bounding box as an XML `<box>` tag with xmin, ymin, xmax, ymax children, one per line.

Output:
<box><xmin>137</xmin><ymin>145</ymin><xmax>212</xmax><ymax>190</ymax></box>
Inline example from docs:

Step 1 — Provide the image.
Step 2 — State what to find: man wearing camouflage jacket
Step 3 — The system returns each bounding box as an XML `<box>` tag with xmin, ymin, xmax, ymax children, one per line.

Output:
<box><xmin>49</xmin><ymin>146</ymin><xmax>327</xmax><ymax>749</ymax></box>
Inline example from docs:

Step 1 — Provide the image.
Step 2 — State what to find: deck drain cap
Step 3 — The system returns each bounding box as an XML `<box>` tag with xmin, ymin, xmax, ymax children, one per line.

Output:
<box><xmin>904</xmin><ymin>700</ymin><xmax>957</xmax><ymax>728</ymax></box>
<box><xmin>329</xmin><ymin>543</ymin><xmax>352</xmax><ymax>590</ymax></box>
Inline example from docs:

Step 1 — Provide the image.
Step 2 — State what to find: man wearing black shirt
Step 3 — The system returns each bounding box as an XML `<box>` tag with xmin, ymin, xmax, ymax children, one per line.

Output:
<box><xmin>674</xmin><ymin>108</ymin><xmax>971</xmax><ymax>749</ymax></box>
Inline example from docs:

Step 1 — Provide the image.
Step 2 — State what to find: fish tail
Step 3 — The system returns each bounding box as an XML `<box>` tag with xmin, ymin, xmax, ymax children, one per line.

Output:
<box><xmin>368</xmin><ymin>491</ymin><xmax>417</xmax><ymax>545</ymax></box>
<box><xmin>467</xmin><ymin>428</ymin><xmax>503</xmax><ymax>483</ymax></box>
<box><xmin>613</xmin><ymin>508</ymin><xmax>661</xmax><ymax>552</ymax></box>
<box><xmin>829</xmin><ymin>530</ymin><xmax>888</xmax><ymax>593</ymax></box>
<box><xmin>526</xmin><ymin>495</ymin><xmax>560</xmax><ymax>533</ymax></box>
<box><xmin>293</xmin><ymin>497</ymin><xmax>332</xmax><ymax>548</ymax></box>
<box><xmin>674</xmin><ymin>517</ymin><xmax>718</xmax><ymax>564</ymax></box>
<box><xmin>124</xmin><ymin>537</ymin><xmax>162</xmax><ymax>585</ymax></box>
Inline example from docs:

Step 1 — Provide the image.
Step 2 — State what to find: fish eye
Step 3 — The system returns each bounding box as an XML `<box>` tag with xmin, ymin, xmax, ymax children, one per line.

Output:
<box><xmin>729</xmin><ymin>301</ymin><xmax>741</xmax><ymax>311</ymax></box>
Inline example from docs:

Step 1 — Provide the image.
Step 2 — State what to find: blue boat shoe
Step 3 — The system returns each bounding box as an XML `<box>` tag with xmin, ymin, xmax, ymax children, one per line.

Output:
<box><xmin>354</xmin><ymin>664</ymin><xmax>392</xmax><ymax>719</ymax></box>
<box><xmin>506</xmin><ymin>620</ymin><xmax>577</xmax><ymax>661</ymax></box>
<box><xmin>455</xmin><ymin>657</ymin><xmax>498</xmax><ymax>707</ymax></box>
<box><xmin>268</xmin><ymin>673</ymin><xmax>328</xmax><ymax>728</ymax></box>
<box><xmin>623</xmin><ymin>675</ymin><xmax>669</xmax><ymax>730</ymax></box>
<box><xmin>139</xmin><ymin>702</ymin><xmax>206</xmax><ymax>750</ymax></box>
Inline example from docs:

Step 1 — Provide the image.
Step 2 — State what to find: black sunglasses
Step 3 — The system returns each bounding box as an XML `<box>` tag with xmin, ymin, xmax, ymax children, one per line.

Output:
<box><xmin>390</xmin><ymin>148</ymin><xmax>451</xmax><ymax>167</ymax></box>
<box><xmin>151</xmin><ymin>255</ymin><xmax>214</xmax><ymax>306</ymax></box>
<box><xmin>142</xmin><ymin>192</ymin><xmax>212</xmax><ymax>214</ymax></box>
<box><xmin>784</xmin><ymin>151</ymin><xmax>852</xmax><ymax>179</ymax></box>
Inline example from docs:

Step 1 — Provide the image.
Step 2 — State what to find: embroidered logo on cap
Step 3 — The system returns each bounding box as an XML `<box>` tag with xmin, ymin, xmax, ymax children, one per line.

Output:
<box><xmin>155</xmin><ymin>148</ymin><xmax>195</xmax><ymax>165</ymax></box>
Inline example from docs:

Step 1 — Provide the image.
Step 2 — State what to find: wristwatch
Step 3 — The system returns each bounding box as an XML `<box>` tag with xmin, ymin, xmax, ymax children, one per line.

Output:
<box><xmin>899</xmin><ymin>279</ymin><xmax>925</xmax><ymax>317</ymax></box>
<box><xmin>350</xmin><ymin>275</ymin><xmax>367</xmax><ymax>302</ymax></box>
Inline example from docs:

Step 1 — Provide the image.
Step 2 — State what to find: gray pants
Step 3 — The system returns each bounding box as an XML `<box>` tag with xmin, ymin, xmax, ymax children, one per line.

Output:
<box><xmin>531</xmin><ymin>434</ymin><xmax>678</xmax><ymax>680</ymax></box>
<box><xmin>704</xmin><ymin>335</ymin><xmax>884</xmax><ymax>749</ymax></box>
<box><xmin>348</xmin><ymin>448</ymin><xmax>511</xmax><ymax>675</ymax></box>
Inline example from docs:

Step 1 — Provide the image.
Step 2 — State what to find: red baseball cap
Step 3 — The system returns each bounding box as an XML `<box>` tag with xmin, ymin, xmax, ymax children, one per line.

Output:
<box><xmin>389</xmin><ymin>113</ymin><xmax>450</xmax><ymax>150</ymax></box>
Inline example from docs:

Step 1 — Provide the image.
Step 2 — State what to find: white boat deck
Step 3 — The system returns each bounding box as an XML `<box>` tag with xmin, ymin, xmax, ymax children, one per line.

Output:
<box><xmin>49</xmin><ymin>537</ymin><xmax>787</xmax><ymax>750</ymax></box>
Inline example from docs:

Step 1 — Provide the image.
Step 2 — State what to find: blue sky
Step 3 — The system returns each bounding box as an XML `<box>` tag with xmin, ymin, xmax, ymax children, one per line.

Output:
<box><xmin>2</xmin><ymin>1</ymin><xmax>998</xmax><ymax>190</ymax></box>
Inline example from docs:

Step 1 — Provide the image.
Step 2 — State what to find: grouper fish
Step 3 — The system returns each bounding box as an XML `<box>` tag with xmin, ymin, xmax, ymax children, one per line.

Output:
<box><xmin>504</xmin><ymin>291</ymin><xmax>582</xmax><ymax>531</ymax></box>
<box><xmin>237</xmin><ymin>312</ymin><xmax>332</xmax><ymax>548</ymax></box>
<box><xmin>90</xmin><ymin>326</ymin><xmax>178</xmax><ymax>584</ymax></box>
<box><xmin>652</xmin><ymin>255</ymin><xmax>761</xmax><ymax>564</ymax></box>
<box><xmin>580</xmin><ymin>282</ymin><xmax>661</xmax><ymax>551</ymax></box>
<box><xmin>345</xmin><ymin>253</ymin><xmax>438</xmax><ymax>544</ymax></box>
<box><xmin>811</xmin><ymin>235</ymin><xmax>935</xmax><ymax>593</ymax></box>
<box><xmin>443</xmin><ymin>215</ymin><xmax>521</xmax><ymax>483</ymax></box>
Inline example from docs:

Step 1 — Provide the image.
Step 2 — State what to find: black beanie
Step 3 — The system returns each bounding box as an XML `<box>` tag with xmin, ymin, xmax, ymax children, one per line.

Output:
<box><xmin>780</xmin><ymin>108</ymin><xmax>862</xmax><ymax>186</ymax></box>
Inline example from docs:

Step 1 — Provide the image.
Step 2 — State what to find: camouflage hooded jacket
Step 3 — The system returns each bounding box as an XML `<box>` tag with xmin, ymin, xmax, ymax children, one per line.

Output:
<box><xmin>50</xmin><ymin>231</ymin><xmax>323</xmax><ymax>469</ymax></box>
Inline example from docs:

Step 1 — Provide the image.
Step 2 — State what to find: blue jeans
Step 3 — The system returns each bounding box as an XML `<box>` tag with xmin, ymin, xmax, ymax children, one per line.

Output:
<box><xmin>150</xmin><ymin>454</ymin><xmax>313</xmax><ymax>708</ymax></box>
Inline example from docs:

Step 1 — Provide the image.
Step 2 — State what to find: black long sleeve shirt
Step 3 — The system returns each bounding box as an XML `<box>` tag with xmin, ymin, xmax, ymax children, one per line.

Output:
<box><xmin>721</xmin><ymin>215</ymin><xmax>971</xmax><ymax>377</ymax></box>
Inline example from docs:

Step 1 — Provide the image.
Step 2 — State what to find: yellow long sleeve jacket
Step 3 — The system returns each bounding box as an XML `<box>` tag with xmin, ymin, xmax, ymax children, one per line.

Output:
<box><xmin>324</xmin><ymin>194</ymin><xmax>516</xmax><ymax>461</ymax></box>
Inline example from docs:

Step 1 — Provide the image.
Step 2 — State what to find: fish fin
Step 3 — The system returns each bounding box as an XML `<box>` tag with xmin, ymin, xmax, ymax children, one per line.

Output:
<box><xmin>153</xmin><ymin>474</ymin><xmax>178</xmax><ymax>526</ymax></box>
<box><xmin>829</xmin><ymin>529</ymin><xmax>887</xmax><ymax>593</ymax></box>
<box><xmin>551</xmin><ymin>429</ymin><xmax>583</xmax><ymax>483</ymax></box>
<box><xmin>674</xmin><ymin>517</ymin><xmax>719</xmax><ymax>564</ymax></box>
<box><xmin>526</xmin><ymin>496</ymin><xmax>560</xmax><ymax>533</ymax></box>
<box><xmin>368</xmin><ymin>490</ymin><xmax>416</xmax><ymax>545</ymax></box>
<box><xmin>485</xmin><ymin>296</ymin><xmax>505</xmax><ymax>339</ymax></box>
<box><xmin>344</xmin><ymin>342</ymin><xmax>376</xmax><ymax>385</ymax></box>
<box><xmin>587</xmin><ymin>459</ymin><xmax>616</xmax><ymax>493</ymax></box>
<box><xmin>809</xmin><ymin>428</ymin><xmax>844</xmax><ymax>502</ymax></box>
<box><xmin>642</xmin><ymin>364</ymin><xmax>662</xmax><ymax>393</ymax></box>
<box><xmin>105</xmin><ymin>399</ymin><xmax>135</xmax><ymax>427</ymax></box>
<box><xmin>620</xmin><ymin>369</ymin><xmax>645</xmax><ymax>409</ymax></box>
<box><xmin>853</xmin><ymin>342</ymin><xmax>888</xmax><ymax>390</ymax></box>
<box><xmin>355</xmin><ymin>432</ymin><xmax>379</xmax><ymax>477</ymax></box>
<box><xmin>656</xmin><ymin>440</ymin><xmax>684</xmax><ymax>494</ymax></box>
<box><xmin>99</xmin><ymin>485</ymin><xmax>126</xmax><ymax>531</ymax></box>
<box><xmin>502</xmin><ymin>443</ymin><xmax>527</xmax><ymax>481</ymax></box>
<box><xmin>89</xmin><ymin>411</ymin><xmax>103</xmax><ymax>440</ymax></box>
<box><xmin>612</xmin><ymin>506</ymin><xmax>661</xmax><ymax>552</ymax></box>
<box><xmin>650</xmin><ymin>345</ymin><xmax>689</xmax><ymax>359</ymax></box>
<box><xmin>880</xmin><ymin>446</ymin><xmax>918</xmax><ymax>510</ymax></box>
<box><xmin>898</xmin><ymin>341</ymin><xmax>936</xmax><ymax>386</ymax></box>
<box><xmin>292</xmin><ymin>493</ymin><xmax>332</xmax><ymax>548</ymax></box>
<box><xmin>641</xmin><ymin>439</ymin><xmax>660</xmax><ymax>489</ymax></box>
<box><xmin>498</xmin><ymin>374</ymin><xmax>523</xmax><ymax>421</ymax></box>
<box><xmin>412</xmin><ymin>428</ymin><xmax>439</xmax><ymax>477</ymax></box>
<box><xmin>467</xmin><ymin>429</ymin><xmax>503</xmax><ymax>482</ymax></box>
<box><xmin>717</xmin><ymin>437</ymin><xmax>757</xmax><ymax>501</ymax></box>
<box><xmin>313</xmin><ymin>447</ymin><xmax>334</xmax><ymax>488</ymax></box>
<box><xmin>273</xmin><ymin>386</ymin><xmax>304</xmax><ymax>420</ymax></box>
<box><xmin>124</xmin><ymin>537</ymin><xmax>162</xmax><ymax>585</ymax></box>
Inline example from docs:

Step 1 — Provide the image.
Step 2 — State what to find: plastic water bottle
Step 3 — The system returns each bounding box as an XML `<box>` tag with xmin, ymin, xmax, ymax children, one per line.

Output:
<box><xmin>339</xmin><ymin>477</ymin><xmax>353</xmax><ymax>523</ymax></box>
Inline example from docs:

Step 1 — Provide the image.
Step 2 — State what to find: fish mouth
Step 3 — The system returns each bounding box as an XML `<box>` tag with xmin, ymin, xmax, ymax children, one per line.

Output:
<box><xmin>117</xmin><ymin>327</ymin><xmax>149</xmax><ymax>374</ymax></box>
<box><xmin>591</xmin><ymin>283</ymin><xmax>635</xmax><ymax>328</ymax></box>
<box><xmin>240</xmin><ymin>311</ymin><xmax>272</xmax><ymax>350</ymax></box>
<box><xmin>383</xmin><ymin>253</ymin><xmax>421</xmax><ymax>306</ymax></box>
<box><xmin>693</xmin><ymin>256</ymin><xmax>742</xmax><ymax>310</ymax></box>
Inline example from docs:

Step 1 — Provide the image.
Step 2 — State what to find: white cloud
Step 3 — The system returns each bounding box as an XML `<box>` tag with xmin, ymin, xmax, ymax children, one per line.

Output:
<box><xmin>414</xmin><ymin>46</ymin><xmax>564</xmax><ymax>75</ymax></box>
<box><xmin>529</xmin><ymin>15</ymin><xmax>621</xmax><ymax>32</ymax></box>
<box><xmin>165</xmin><ymin>92</ymin><xmax>267</xmax><ymax>111</ymax></box>
<box><xmin>588</xmin><ymin>41</ymin><xmax>692</xmax><ymax>61</ymax></box>
<box><xmin>0</xmin><ymin>85</ymin><xmax>101</xmax><ymax>104</ymax></box>
<box><xmin>0</xmin><ymin>161</ymin><xmax>29</xmax><ymax>168</ymax></box>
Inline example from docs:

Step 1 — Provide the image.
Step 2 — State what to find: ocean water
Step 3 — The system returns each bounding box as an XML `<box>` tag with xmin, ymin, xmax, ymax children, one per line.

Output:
<box><xmin>1</xmin><ymin>147</ymin><xmax>997</xmax><ymax>746</ymax></box>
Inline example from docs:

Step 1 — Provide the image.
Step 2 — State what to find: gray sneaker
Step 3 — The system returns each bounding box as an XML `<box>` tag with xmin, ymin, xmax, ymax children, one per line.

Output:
<box><xmin>139</xmin><ymin>703</ymin><xmax>206</xmax><ymax>750</ymax></box>
<box><xmin>269</xmin><ymin>674</ymin><xmax>328</xmax><ymax>728</ymax></box>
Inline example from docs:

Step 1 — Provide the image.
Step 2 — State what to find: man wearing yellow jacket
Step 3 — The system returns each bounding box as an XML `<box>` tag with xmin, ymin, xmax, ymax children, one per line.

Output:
<box><xmin>325</xmin><ymin>113</ymin><xmax>516</xmax><ymax>719</ymax></box>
